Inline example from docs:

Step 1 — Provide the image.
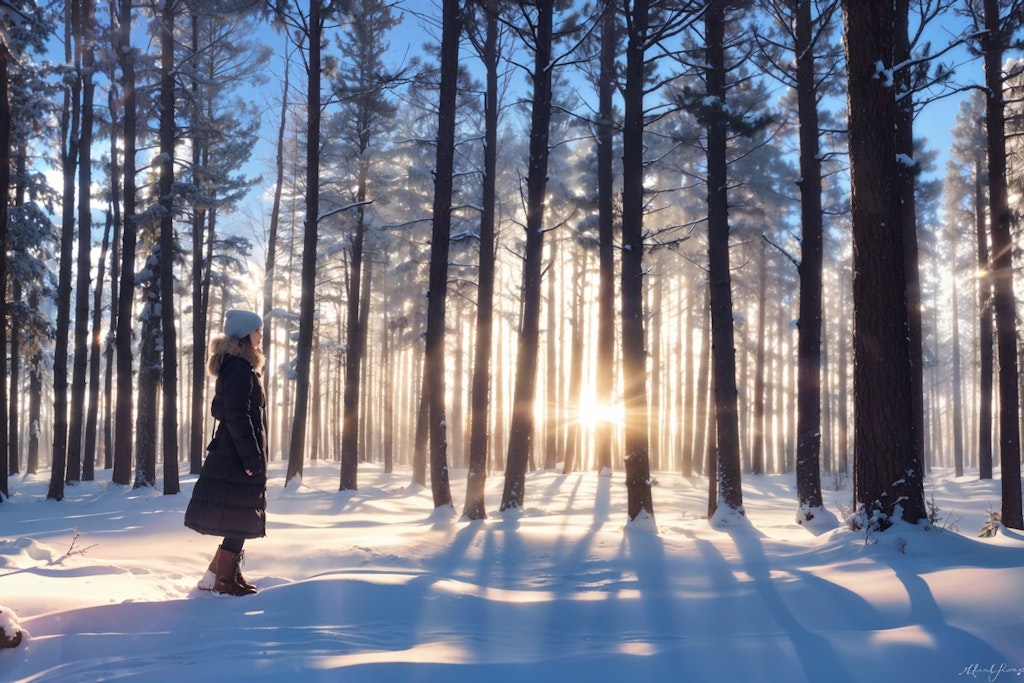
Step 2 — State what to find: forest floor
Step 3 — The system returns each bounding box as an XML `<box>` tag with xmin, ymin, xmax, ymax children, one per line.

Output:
<box><xmin>1</xmin><ymin>460</ymin><xmax>1022</xmax><ymax>682</ymax></box>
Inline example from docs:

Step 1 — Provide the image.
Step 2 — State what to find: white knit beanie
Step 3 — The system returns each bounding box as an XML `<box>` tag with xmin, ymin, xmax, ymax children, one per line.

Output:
<box><xmin>224</xmin><ymin>309</ymin><xmax>263</xmax><ymax>339</ymax></box>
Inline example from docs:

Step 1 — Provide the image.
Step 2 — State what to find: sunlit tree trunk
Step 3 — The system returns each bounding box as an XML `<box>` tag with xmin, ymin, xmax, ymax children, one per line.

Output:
<box><xmin>952</xmin><ymin>270</ymin><xmax>965</xmax><ymax>477</ymax></box>
<box><xmin>340</xmin><ymin>161</ymin><xmax>369</xmax><ymax>491</ymax></box>
<box><xmin>650</xmin><ymin>276</ymin><xmax>663</xmax><ymax>472</ymax></box>
<box><xmin>113</xmin><ymin>0</ymin><xmax>138</xmax><ymax>487</ymax></box>
<box><xmin>563</xmin><ymin>250</ymin><xmax>585</xmax><ymax>474</ymax></box>
<box><xmin>423</xmin><ymin>0</ymin><xmax>462</xmax><ymax>509</ymax></box>
<box><xmin>48</xmin><ymin>2</ymin><xmax>81</xmax><ymax>501</ymax></box>
<box><xmin>27</xmin><ymin>288</ymin><xmax>43</xmax><ymax>475</ymax></box>
<box><xmin>464</xmin><ymin>0</ymin><xmax>499</xmax><ymax>519</ymax></box>
<box><xmin>594</xmin><ymin>1</ymin><xmax>616</xmax><ymax>474</ymax></box>
<box><xmin>264</xmin><ymin>41</ymin><xmax>289</xmax><ymax>431</ymax></box>
<box><xmin>7</xmin><ymin>281</ymin><xmax>18</xmax><ymax>479</ymax></box>
<box><xmin>836</xmin><ymin>279</ymin><xmax>849</xmax><ymax>476</ymax></box>
<box><xmin>84</xmin><ymin>214</ymin><xmax>112</xmax><ymax>481</ymax></box>
<box><xmin>981</xmin><ymin>0</ymin><xmax>1022</xmax><ymax>529</ymax></box>
<box><xmin>975</xmin><ymin>160</ymin><xmax>993</xmax><ymax>480</ymax></box>
<box><xmin>500</xmin><ymin>0</ymin><xmax>554</xmax><ymax>511</ymax></box>
<box><xmin>705</xmin><ymin>0</ymin><xmax>743</xmax><ymax>517</ymax></box>
<box><xmin>104</xmin><ymin>77</ymin><xmax>121</xmax><ymax>472</ymax></box>
<box><xmin>544</xmin><ymin>240</ymin><xmax>559</xmax><ymax>470</ymax></box>
<box><xmin>752</xmin><ymin>239</ymin><xmax>767</xmax><ymax>476</ymax></box>
<box><xmin>794</xmin><ymin>0</ymin><xmax>824</xmax><ymax>520</ymax></box>
<box><xmin>413</xmin><ymin>360</ymin><xmax>428</xmax><ymax>486</ymax></box>
<box><xmin>382</xmin><ymin>313</ymin><xmax>395</xmax><ymax>474</ymax></box>
<box><xmin>158</xmin><ymin>0</ymin><xmax>179</xmax><ymax>495</ymax></box>
<box><xmin>894</xmin><ymin>0</ymin><xmax>926</xmax><ymax>492</ymax></box>
<box><xmin>68</xmin><ymin>0</ymin><xmax>96</xmax><ymax>485</ymax></box>
<box><xmin>619</xmin><ymin>0</ymin><xmax>654</xmax><ymax>521</ymax></box>
<box><xmin>187</xmin><ymin>17</ymin><xmax>207</xmax><ymax>477</ymax></box>
<box><xmin>134</xmin><ymin>256</ymin><xmax>160</xmax><ymax>490</ymax></box>
<box><xmin>680</xmin><ymin>282</ymin><xmax>694</xmax><ymax>477</ymax></box>
<box><xmin>286</xmin><ymin>1</ymin><xmax>324</xmax><ymax>486</ymax></box>
<box><xmin>0</xmin><ymin>34</ymin><xmax>9</xmax><ymax>500</ymax></box>
<box><xmin>692</xmin><ymin>287</ymin><xmax>711</xmax><ymax>477</ymax></box>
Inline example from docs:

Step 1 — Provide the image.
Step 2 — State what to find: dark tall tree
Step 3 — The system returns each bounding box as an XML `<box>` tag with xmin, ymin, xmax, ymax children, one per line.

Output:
<box><xmin>0</xmin><ymin>34</ymin><xmax>10</xmax><ymax>501</ymax></box>
<box><xmin>703</xmin><ymin>0</ymin><xmax>746</xmax><ymax>517</ymax></box>
<box><xmin>158</xmin><ymin>0</ymin><xmax>179</xmax><ymax>495</ymax></box>
<box><xmin>83</xmin><ymin>213</ymin><xmax>112</xmax><ymax>481</ymax></box>
<box><xmin>422</xmin><ymin>0</ymin><xmax>462</xmax><ymax>509</ymax></box>
<box><xmin>48</xmin><ymin>2</ymin><xmax>83</xmax><ymax>500</ymax></box>
<box><xmin>67</xmin><ymin>0</ymin><xmax>98</xmax><ymax>485</ymax></box>
<box><xmin>842</xmin><ymin>0</ymin><xmax>926</xmax><ymax>528</ymax></box>
<box><xmin>274</xmin><ymin>0</ymin><xmax>330</xmax><ymax>486</ymax></box>
<box><xmin>593</xmin><ymin>0</ymin><xmax>617</xmax><ymax>474</ymax></box>
<box><xmin>790</xmin><ymin>0</ymin><xmax>838</xmax><ymax>521</ymax></box>
<box><xmin>113</xmin><ymin>0</ymin><xmax>140</xmax><ymax>487</ymax></box>
<box><xmin>464</xmin><ymin>0</ymin><xmax>502</xmax><ymax>520</ymax></box>
<box><xmin>970</xmin><ymin>0</ymin><xmax>1024</xmax><ymax>529</ymax></box>
<box><xmin>500</xmin><ymin>0</ymin><xmax>556</xmax><ymax>511</ymax></box>
<box><xmin>620</xmin><ymin>0</ymin><xmax>654</xmax><ymax>521</ymax></box>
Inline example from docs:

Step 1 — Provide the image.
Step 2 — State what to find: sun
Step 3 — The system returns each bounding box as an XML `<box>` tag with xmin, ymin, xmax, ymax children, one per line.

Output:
<box><xmin>568</xmin><ymin>394</ymin><xmax>624</xmax><ymax>429</ymax></box>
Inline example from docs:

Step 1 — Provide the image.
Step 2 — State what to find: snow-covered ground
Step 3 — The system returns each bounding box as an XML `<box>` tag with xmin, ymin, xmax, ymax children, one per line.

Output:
<box><xmin>1</xmin><ymin>461</ymin><xmax>1022</xmax><ymax>682</ymax></box>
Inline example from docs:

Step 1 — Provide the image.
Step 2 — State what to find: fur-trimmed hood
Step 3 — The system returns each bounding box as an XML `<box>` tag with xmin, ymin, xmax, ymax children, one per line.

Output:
<box><xmin>207</xmin><ymin>335</ymin><xmax>265</xmax><ymax>376</ymax></box>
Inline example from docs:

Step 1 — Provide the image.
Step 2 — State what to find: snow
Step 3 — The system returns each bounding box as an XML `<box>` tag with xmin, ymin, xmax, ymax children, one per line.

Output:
<box><xmin>1</xmin><ymin>462</ymin><xmax>1022</xmax><ymax>683</ymax></box>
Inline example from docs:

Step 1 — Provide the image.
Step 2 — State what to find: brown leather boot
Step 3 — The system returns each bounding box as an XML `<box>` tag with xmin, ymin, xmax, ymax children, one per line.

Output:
<box><xmin>198</xmin><ymin>546</ymin><xmax>257</xmax><ymax>596</ymax></box>
<box><xmin>234</xmin><ymin>550</ymin><xmax>257</xmax><ymax>593</ymax></box>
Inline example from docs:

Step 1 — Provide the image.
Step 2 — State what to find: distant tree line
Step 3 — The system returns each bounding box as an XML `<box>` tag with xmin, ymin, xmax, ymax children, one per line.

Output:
<box><xmin>0</xmin><ymin>0</ymin><xmax>1022</xmax><ymax>533</ymax></box>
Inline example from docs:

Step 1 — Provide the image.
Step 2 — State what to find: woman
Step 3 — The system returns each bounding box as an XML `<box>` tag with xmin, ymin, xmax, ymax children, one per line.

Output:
<box><xmin>185</xmin><ymin>309</ymin><xmax>268</xmax><ymax>596</ymax></box>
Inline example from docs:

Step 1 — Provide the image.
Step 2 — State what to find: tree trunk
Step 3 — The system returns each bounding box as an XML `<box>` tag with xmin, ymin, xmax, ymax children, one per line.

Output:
<box><xmin>134</xmin><ymin>258</ymin><xmax>160</xmax><ymax>490</ymax></box>
<box><xmin>544</xmin><ymin>240</ymin><xmax>558</xmax><ymax>470</ymax></box>
<box><xmin>464</xmin><ymin>0</ymin><xmax>499</xmax><ymax>520</ymax></box>
<box><xmin>0</xmin><ymin>36</ymin><xmax>10</xmax><ymax>500</ymax></box>
<box><xmin>752</xmin><ymin>239</ymin><xmax>767</xmax><ymax>476</ymax></box>
<box><xmin>894</xmin><ymin>0</ymin><xmax>926</xmax><ymax>496</ymax></box>
<box><xmin>619</xmin><ymin>0</ymin><xmax>654</xmax><ymax>521</ymax></box>
<box><xmin>843</xmin><ymin>0</ymin><xmax>926</xmax><ymax>528</ymax></box>
<box><xmin>286</xmin><ymin>1</ymin><xmax>325</xmax><ymax>486</ymax></box>
<box><xmin>692</xmin><ymin>287</ymin><xmax>711</xmax><ymax>477</ymax></box>
<box><xmin>422</xmin><ymin>0</ymin><xmax>462</xmax><ymax>509</ymax></box>
<box><xmin>952</xmin><ymin>269</ymin><xmax>965</xmax><ymax>477</ymax></box>
<box><xmin>113</xmin><ymin>0</ymin><xmax>138</xmax><ymax>487</ymax></box>
<box><xmin>84</xmin><ymin>212</ymin><xmax>112</xmax><ymax>481</ymax></box>
<box><xmin>158</xmin><ymin>0</ymin><xmax>179</xmax><ymax>495</ymax></box>
<box><xmin>975</xmin><ymin>148</ymin><xmax>993</xmax><ymax>480</ymax></box>
<box><xmin>500</xmin><ymin>0</ymin><xmax>555</xmax><ymax>511</ymax></box>
<box><xmin>794</xmin><ymin>0</ymin><xmax>824</xmax><ymax>520</ymax></box>
<box><xmin>264</xmin><ymin>38</ymin><xmax>289</xmax><ymax>379</ymax></box>
<box><xmin>27</xmin><ymin>287</ymin><xmax>43</xmax><ymax>476</ymax></box>
<box><xmin>188</xmin><ymin>17</ymin><xmax>207</xmax><ymax>477</ymax></box>
<box><xmin>836</xmin><ymin>279</ymin><xmax>849</xmax><ymax>476</ymax></box>
<box><xmin>48</xmin><ymin>3</ymin><xmax>81</xmax><ymax>500</ymax></box>
<box><xmin>104</xmin><ymin>82</ymin><xmax>122</xmax><ymax>472</ymax></box>
<box><xmin>7</xmin><ymin>282</ymin><xmax>18</xmax><ymax>479</ymax></box>
<box><xmin>68</xmin><ymin>0</ymin><xmax>97</xmax><ymax>485</ymax></box>
<box><xmin>705</xmin><ymin>0</ymin><xmax>743</xmax><ymax>516</ymax></box>
<box><xmin>981</xmin><ymin>0</ymin><xmax>1022</xmax><ymax>529</ymax></box>
<box><xmin>562</xmin><ymin>250</ymin><xmax>585</xmax><ymax>475</ymax></box>
<box><xmin>340</xmin><ymin>164</ymin><xmax>369</xmax><ymax>491</ymax></box>
<box><xmin>594</xmin><ymin>1</ymin><xmax>616</xmax><ymax>474</ymax></box>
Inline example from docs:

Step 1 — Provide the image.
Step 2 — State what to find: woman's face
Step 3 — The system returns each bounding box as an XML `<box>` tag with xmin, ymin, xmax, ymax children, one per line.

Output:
<box><xmin>249</xmin><ymin>328</ymin><xmax>263</xmax><ymax>347</ymax></box>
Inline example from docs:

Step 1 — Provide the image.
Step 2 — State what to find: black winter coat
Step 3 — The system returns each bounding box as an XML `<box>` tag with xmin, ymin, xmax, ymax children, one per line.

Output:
<box><xmin>184</xmin><ymin>336</ymin><xmax>268</xmax><ymax>539</ymax></box>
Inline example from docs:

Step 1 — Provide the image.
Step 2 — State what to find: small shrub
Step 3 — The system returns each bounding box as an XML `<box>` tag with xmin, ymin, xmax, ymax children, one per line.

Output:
<box><xmin>926</xmin><ymin>495</ymin><xmax>959</xmax><ymax>532</ymax></box>
<box><xmin>979</xmin><ymin>507</ymin><xmax>1002</xmax><ymax>538</ymax></box>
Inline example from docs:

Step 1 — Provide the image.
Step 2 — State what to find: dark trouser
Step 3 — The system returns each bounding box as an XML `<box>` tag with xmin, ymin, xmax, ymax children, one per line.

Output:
<box><xmin>221</xmin><ymin>537</ymin><xmax>245</xmax><ymax>554</ymax></box>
